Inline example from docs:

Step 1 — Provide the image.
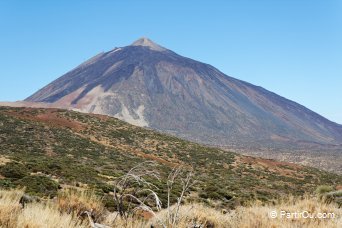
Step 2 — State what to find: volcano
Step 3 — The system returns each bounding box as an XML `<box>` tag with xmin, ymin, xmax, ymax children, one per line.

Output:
<box><xmin>25</xmin><ymin>38</ymin><xmax>342</xmax><ymax>170</ymax></box>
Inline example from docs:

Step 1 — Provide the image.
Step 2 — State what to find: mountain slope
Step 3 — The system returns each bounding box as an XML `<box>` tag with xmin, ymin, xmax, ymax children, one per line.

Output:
<box><xmin>24</xmin><ymin>38</ymin><xmax>342</xmax><ymax>170</ymax></box>
<box><xmin>0</xmin><ymin>106</ymin><xmax>341</xmax><ymax>207</ymax></box>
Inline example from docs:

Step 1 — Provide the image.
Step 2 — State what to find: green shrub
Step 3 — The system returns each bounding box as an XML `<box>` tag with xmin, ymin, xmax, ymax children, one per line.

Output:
<box><xmin>97</xmin><ymin>182</ymin><xmax>113</xmax><ymax>194</ymax></box>
<box><xmin>207</xmin><ymin>191</ymin><xmax>221</xmax><ymax>200</ymax></box>
<box><xmin>0</xmin><ymin>179</ymin><xmax>14</xmax><ymax>188</ymax></box>
<box><xmin>0</xmin><ymin>162</ymin><xmax>28</xmax><ymax>179</ymax></box>
<box><xmin>326</xmin><ymin>190</ymin><xmax>342</xmax><ymax>197</ymax></box>
<box><xmin>201</xmin><ymin>185</ymin><xmax>233</xmax><ymax>201</ymax></box>
<box><xmin>103</xmin><ymin>194</ymin><xmax>116</xmax><ymax>212</ymax></box>
<box><xmin>324</xmin><ymin>190</ymin><xmax>342</xmax><ymax>206</ymax></box>
<box><xmin>15</xmin><ymin>175</ymin><xmax>59</xmax><ymax>197</ymax></box>
<box><xmin>315</xmin><ymin>185</ymin><xmax>334</xmax><ymax>195</ymax></box>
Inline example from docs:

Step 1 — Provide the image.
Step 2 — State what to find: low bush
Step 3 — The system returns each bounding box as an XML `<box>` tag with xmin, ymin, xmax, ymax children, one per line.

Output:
<box><xmin>315</xmin><ymin>185</ymin><xmax>334</xmax><ymax>195</ymax></box>
<box><xmin>15</xmin><ymin>175</ymin><xmax>59</xmax><ymax>197</ymax></box>
<box><xmin>0</xmin><ymin>162</ymin><xmax>28</xmax><ymax>180</ymax></box>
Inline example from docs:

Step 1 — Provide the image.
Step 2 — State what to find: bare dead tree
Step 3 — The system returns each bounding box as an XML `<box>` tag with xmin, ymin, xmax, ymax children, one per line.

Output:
<box><xmin>112</xmin><ymin>161</ymin><xmax>162</xmax><ymax>223</ymax></box>
<box><xmin>112</xmin><ymin>161</ymin><xmax>196</xmax><ymax>228</ymax></box>
<box><xmin>166</xmin><ymin>166</ymin><xmax>196</xmax><ymax>227</ymax></box>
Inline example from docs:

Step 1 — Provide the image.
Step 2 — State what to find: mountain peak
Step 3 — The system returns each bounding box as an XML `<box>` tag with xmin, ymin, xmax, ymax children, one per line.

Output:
<box><xmin>25</xmin><ymin>37</ymin><xmax>342</xmax><ymax>171</ymax></box>
<box><xmin>131</xmin><ymin>37</ymin><xmax>166</xmax><ymax>51</ymax></box>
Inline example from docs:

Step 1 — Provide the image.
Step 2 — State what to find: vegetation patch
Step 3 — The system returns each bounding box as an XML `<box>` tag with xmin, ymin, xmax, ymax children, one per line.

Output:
<box><xmin>15</xmin><ymin>175</ymin><xmax>59</xmax><ymax>197</ymax></box>
<box><xmin>0</xmin><ymin>107</ymin><xmax>341</xmax><ymax>210</ymax></box>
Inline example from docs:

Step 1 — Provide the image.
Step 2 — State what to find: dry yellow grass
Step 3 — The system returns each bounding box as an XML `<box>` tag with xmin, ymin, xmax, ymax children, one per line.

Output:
<box><xmin>57</xmin><ymin>188</ymin><xmax>105</xmax><ymax>220</ymax></box>
<box><xmin>0</xmin><ymin>188</ymin><xmax>86</xmax><ymax>228</ymax></box>
<box><xmin>103</xmin><ymin>213</ymin><xmax>147</xmax><ymax>228</ymax></box>
<box><xmin>0</xmin><ymin>189</ymin><xmax>25</xmax><ymax>227</ymax></box>
<box><xmin>0</xmin><ymin>156</ymin><xmax>11</xmax><ymax>166</ymax></box>
<box><xmin>0</xmin><ymin>188</ymin><xmax>341</xmax><ymax>228</ymax></box>
<box><xmin>148</xmin><ymin>203</ymin><xmax>232</xmax><ymax>227</ymax></box>
<box><xmin>147</xmin><ymin>196</ymin><xmax>341</xmax><ymax>228</ymax></box>
<box><xmin>226</xmin><ymin>196</ymin><xmax>342</xmax><ymax>228</ymax></box>
<box><xmin>16</xmin><ymin>203</ymin><xmax>86</xmax><ymax>228</ymax></box>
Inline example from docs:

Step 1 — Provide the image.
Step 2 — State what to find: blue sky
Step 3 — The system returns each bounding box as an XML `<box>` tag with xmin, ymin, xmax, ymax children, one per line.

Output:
<box><xmin>0</xmin><ymin>1</ymin><xmax>341</xmax><ymax>123</ymax></box>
